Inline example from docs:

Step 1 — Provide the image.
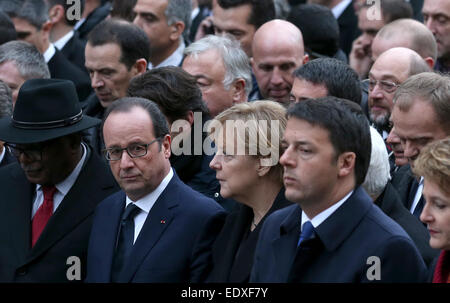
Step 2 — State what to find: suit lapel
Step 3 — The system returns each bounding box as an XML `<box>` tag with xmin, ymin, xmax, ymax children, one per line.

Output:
<box><xmin>272</xmin><ymin>205</ymin><xmax>302</xmax><ymax>280</ymax></box>
<box><xmin>118</xmin><ymin>176</ymin><xmax>180</xmax><ymax>282</ymax></box>
<box><xmin>24</xmin><ymin>149</ymin><xmax>115</xmax><ymax>264</ymax></box>
<box><xmin>100</xmin><ymin>193</ymin><xmax>125</xmax><ymax>281</ymax></box>
<box><xmin>8</xmin><ymin>166</ymin><xmax>34</xmax><ymax>263</ymax></box>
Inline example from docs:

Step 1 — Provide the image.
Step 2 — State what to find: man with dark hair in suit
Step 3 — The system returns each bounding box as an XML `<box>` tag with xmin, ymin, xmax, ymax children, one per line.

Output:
<box><xmin>289</xmin><ymin>57</ymin><xmax>361</xmax><ymax>104</ymax></box>
<box><xmin>0</xmin><ymin>0</ymin><xmax>92</xmax><ymax>101</ymax></box>
<box><xmin>210</xmin><ymin>0</ymin><xmax>275</xmax><ymax>57</ymax></box>
<box><xmin>0</xmin><ymin>78</ymin><xmax>119</xmax><ymax>282</ymax></box>
<box><xmin>75</xmin><ymin>0</ymin><xmax>111</xmax><ymax>40</ymax></box>
<box><xmin>250</xmin><ymin>97</ymin><xmax>427</xmax><ymax>282</ymax></box>
<box><xmin>45</xmin><ymin>0</ymin><xmax>88</xmax><ymax>72</ymax></box>
<box><xmin>308</xmin><ymin>0</ymin><xmax>358</xmax><ymax>56</ymax></box>
<box><xmin>86</xmin><ymin>97</ymin><xmax>226</xmax><ymax>282</ymax></box>
<box><xmin>83</xmin><ymin>18</ymin><xmax>149</xmax><ymax>155</ymax></box>
<box><xmin>133</xmin><ymin>0</ymin><xmax>192</xmax><ymax>69</ymax></box>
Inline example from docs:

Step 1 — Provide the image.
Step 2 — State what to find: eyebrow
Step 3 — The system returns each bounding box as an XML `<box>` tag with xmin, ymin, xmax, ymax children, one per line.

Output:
<box><xmin>368</xmin><ymin>72</ymin><xmax>400</xmax><ymax>82</ymax></box>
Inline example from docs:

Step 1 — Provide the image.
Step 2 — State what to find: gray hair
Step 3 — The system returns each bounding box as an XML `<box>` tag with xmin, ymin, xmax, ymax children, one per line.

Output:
<box><xmin>0</xmin><ymin>41</ymin><xmax>51</xmax><ymax>79</ymax></box>
<box><xmin>362</xmin><ymin>127</ymin><xmax>391</xmax><ymax>199</ymax></box>
<box><xmin>0</xmin><ymin>0</ymin><xmax>49</xmax><ymax>29</ymax></box>
<box><xmin>165</xmin><ymin>0</ymin><xmax>192</xmax><ymax>42</ymax></box>
<box><xmin>184</xmin><ymin>35</ymin><xmax>253</xmax><ymax>95</ymax></box>
<box><xmin>0</xmin><ymin>80</ymin><xmax>12</xmax><ymax>118</ymax></box>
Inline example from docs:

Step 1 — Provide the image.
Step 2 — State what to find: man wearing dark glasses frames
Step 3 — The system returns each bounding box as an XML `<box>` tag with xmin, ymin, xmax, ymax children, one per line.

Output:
<box><xmin>0</xmin><ymin>79</ymin><xmax>119</xmax><ymax>282</ymax></box>
<box><xmin>365</xmin><ymin>47</ymin><xmax>430</xmax><ymax>139</ymax></box>
<box><xmin>86</xmin><ymin>97</ymin><xmax>226</xmax><ymax>283</ymax></box>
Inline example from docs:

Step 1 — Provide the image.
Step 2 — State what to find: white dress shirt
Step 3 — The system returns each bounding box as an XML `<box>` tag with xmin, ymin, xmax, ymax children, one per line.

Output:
<box><xmin>301</xmin><ymin>190</ymin><xmax>354</xmax><ymax>231</ymax></box>
<box><xmin>32</xmin><ymin>143</ymin><xmax>87</xmax><ymax>219</ymax></box>
<box><xmin>332</xmin><ymin>0</ymin><xmax>352</xmax><ymax>19</ymax></box>
<box><xmin>410</xmin><ymin>177</ymin><xmax>424</xmax><ymax>214</ymax></box>
<box><xmin>43</xmin><ymin>43</ymin><xmax>56</xmax><ymax>63</ymax></box>
<box><xmin>54</xmin><ymin>30</ymin><xmax>75</xmax><ymax>50</ymax></box>
<box><xmin>0</xmin><ymin>146</ymin><xmax>5</xmax><ymax>164</ymax></box>
<box><xmin>125</xmin><ymin>168</ymin><xmax>174</xmax><ymax>244</ymax></box>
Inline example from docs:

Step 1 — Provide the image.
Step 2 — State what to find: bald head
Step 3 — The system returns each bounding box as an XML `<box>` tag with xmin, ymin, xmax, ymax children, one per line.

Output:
<box><xmin>252</xmin><ymin>19</ymin><xmax>305</xmax><ymax>56</ymax></box>
<box><xmin>368</xmin><ymin>47</ymin><xmax>430</xmax><ymax>130</ymax></box>
<box><xmin>374</xmin><ymin>47</ymin><xmax>429</xmax><ymax>77</ymax></box>
<box><xmin>251</xmin><ymin>20</ymin><xmax>307</xmax><ymax>104</ymax></box>
<box><xmin>372</xmin><ymin>19</ymin><xmax>437</xmax><ymax>67</ymax></box>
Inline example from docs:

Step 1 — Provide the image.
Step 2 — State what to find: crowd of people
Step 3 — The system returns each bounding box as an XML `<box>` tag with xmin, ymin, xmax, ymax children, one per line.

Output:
<box><xmin>0</xmin><ymin>0</ymin><xmax>449</xmax><ymax>283</ymax></box>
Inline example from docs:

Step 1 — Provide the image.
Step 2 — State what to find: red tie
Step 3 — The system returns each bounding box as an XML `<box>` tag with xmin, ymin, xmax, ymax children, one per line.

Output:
<box><xmin>31</xmin><ymin>186</ymin><xmax>57</xmax><ymax>247</ymax></box>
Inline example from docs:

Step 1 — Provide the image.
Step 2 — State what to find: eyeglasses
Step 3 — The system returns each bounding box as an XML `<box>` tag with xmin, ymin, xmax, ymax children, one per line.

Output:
<box><xmin>103</xmin><ymin>138</ymin><xmax>161</xmax><ymax>161</ymax></box>
<box><xmin>5</xmin><ymin>142</ymin><xmax>51</xmax><ymax>161</ymax></box>
<box><xmin>363</xmin><ymin>79</ymin><xmax>401</xmax><ymax>93</ymax></box>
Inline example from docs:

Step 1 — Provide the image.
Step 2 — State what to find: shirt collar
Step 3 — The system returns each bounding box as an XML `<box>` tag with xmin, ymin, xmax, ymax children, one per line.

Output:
<box><xmin>54</xmin><ymin>30</ymin><xmax>74</xmax><ymax>50</ymax></box>
<box><xmin>43</xmin><ymin>43</ymin><xmax>56</xmax><ymax>63</ymax></box>
<box><xmin>0</xmin><ymin>146</ymin><xmax>5</xmax><ymax>164</ymax></box>
<box><xmin>126</xmin><ymin>168</ymin><xmax>174</xmax><ymax>213</ymax></box>
<box><xmin>36</xmin><ymin>143</ymin><xmax>87</xmax><ymax>196</ymax></box>
<box><xmin>148</xmin><ymin>40</ymin><xmax>185</xmax><ymax>70</ymax></box>
<box><xmin>332</xmin><ymin>0</ymin><xmax>352</xmax><ymax>19</ymax></box>
<box><xmin>301</xmin><ymin>190</ymin><xmax>354</xmax><ymax>230</ymax></box>
<box><xmin>191</xmin><ymin>7</ymin><xmax>200</xmax><ymax>20</ymax></box>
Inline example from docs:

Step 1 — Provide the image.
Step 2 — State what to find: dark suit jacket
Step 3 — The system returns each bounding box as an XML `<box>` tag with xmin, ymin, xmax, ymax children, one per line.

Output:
<box><xmin>0</xmin><ymin>147</ymin><xmax>15</xmax><ymax>168</ymax></box>
<box><xmin>47</xmin><ymin>49</ymin><xmax>92</xmax><ymax>101</ymax></box>
<box><xmin>375</xmin><ymin>183</ymin><xmax>439</xmax><ymax>266</ymax></box>
<box><xmin>208</xmin><ymin>189</ymin><xmax>291</xmax><ymax>283</ymax></box>
<box><xmin>85</xmin><ymin>172</ymin><xmax>227</xmax><ymax>283</ymax></box>
<box><xmin>390</xmin><ymin>164</ymin><xmax>417</xmax><ymax>210</ymax></box>
<box><xmin>337</xmin><ymin>2</ymin><xmax>358</xmax><ymax>57</ymax></box>
<box><xmin>81</xmin><ymin>94</ymin><xmax>104</xmax><ymax>156</ymax></box>
<box><xmin>60</xmin><ymin>31</ymin><xmax>88</xmax><ymax>75</ymax></box>
<box><xmin>76</xmin><ymin>2</ymin><xmax>111</xmax><ymax>41</ymax></box>
<box><xmin>0</xmin><ymin>146</ymin><xmax>119</xmax><ymax>282</ymax></box>
<box><xmin>250</xmin><ymin>187</ymin><xmax>427</xmax><ymax>282</ymax></box>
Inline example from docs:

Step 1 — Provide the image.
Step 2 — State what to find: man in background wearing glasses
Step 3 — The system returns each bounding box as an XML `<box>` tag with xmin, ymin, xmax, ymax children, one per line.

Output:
<box><xmin>0</xmin><ymin>78</ymin><xmax>119</xmax><ymax>282</ymax></box>
<box><xmin>365</xmin><ymin>47</ymin><xmax>430</xmax><ymax>140</ymax></box>
<box><xmin>85</xmin><ymin>97</ymin><xmax>226</xmax><ymax>283</ymax></box>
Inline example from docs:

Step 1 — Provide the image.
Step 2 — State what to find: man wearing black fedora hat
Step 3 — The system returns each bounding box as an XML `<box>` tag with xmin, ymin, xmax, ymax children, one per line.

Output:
<box><xmin>0</xmin><ymin>78</ymin><xmax>119</xmax><ymax>282</ymax></box>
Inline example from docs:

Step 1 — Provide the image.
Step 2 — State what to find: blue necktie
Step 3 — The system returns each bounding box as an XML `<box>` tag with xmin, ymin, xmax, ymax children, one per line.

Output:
<box><xmin>111</xmin><ymin>203</ymin><xmax>140</xmax><ymax>282</ymax></box>
<box><xmin>298</xmin><ymin>221</ymin><xmax>315</xmax><ymax>247</ymax></box>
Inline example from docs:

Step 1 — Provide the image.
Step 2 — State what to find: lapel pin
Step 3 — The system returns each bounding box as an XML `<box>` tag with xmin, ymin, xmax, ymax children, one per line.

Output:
<box><xmin>160</xmin><ymin>220</ymin><xmax>166</xmax><ymax>224</ymax></box>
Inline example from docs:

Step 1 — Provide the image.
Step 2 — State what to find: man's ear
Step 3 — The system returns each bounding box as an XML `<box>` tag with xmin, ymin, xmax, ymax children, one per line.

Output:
<box><xmin>302</xmin><ymin>53</ymin><xmax>309</xmax><ymax>65</ymax></box>
<box><xmin>162</xmin><ymin>134</ymin><xmax>172</xmax><ymax>159</ymax></box>
<box><xmin>337</xmin><ymin>152</ymin><xmax>356</xmax><ymax>179</ymax></box>
<box><xmin>256</xmin><ymin>160</ymin><xmax>271</xmax><ymax>177</ymax></box>
<box><xmin>185</xmin><ymin>110</ymin><xmax>194</xmax><ymax>126</ymax></box>
<box><xmin>231</xmin><ymin>79</ymin><xmax>247</xmax><ymax>103</ymax></box>
<box><xmin>424</xmin><ymin>57</ymin><xmax>435</xmax><ymax>69</ymax></box>
<box><xmin>48</xmin><ymin>5</ymin><xmax>65</xmax><ymax>24</ymax></box>
<box><xmin>133</xmin><ymin>58</ymin><xmax>148</xmax><ymax>75</ymax></box>
<box><xmin>250</xmin><ymin>57</ymin><xmax>255</xmax><ymax>70</ymax></box>
<box><xmin>169</xmin><ymin>21</ymin><xmax>185</xmax><ymax>41</ymax></box>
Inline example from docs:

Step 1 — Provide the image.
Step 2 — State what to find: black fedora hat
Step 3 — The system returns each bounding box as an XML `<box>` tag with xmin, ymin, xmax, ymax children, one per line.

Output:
<box><xmin>0</xmin><ymin>78</ymin><xmax>100</xmax><ymax>144</ymax></box>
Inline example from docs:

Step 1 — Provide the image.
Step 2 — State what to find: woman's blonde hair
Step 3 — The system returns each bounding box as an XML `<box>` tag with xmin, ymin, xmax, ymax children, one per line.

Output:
<box><xmin>211</xmin><ymin>100</ymin><xmax>287</xmax><ymax>182</ymax></box>
<box><xmin>413</xmin><ymin>138</ymin><xmax>450</xmax><ymax>195</ymax></box>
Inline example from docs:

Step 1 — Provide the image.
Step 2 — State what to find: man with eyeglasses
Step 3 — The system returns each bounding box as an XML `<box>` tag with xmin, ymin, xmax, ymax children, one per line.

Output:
<box><xmin>85</xmin><ymin>97</ymin><xmax>226</xmax><ymax>283</ymax></box>
<box><xmin>0</xmin><ymin>78</ymin><xmax>119</xmax><ymax>282</ymax></box>
<box><xmin>366</xmin><ymin>47</ymin><xmax>430</xmax><ymax>140</ymax></box>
